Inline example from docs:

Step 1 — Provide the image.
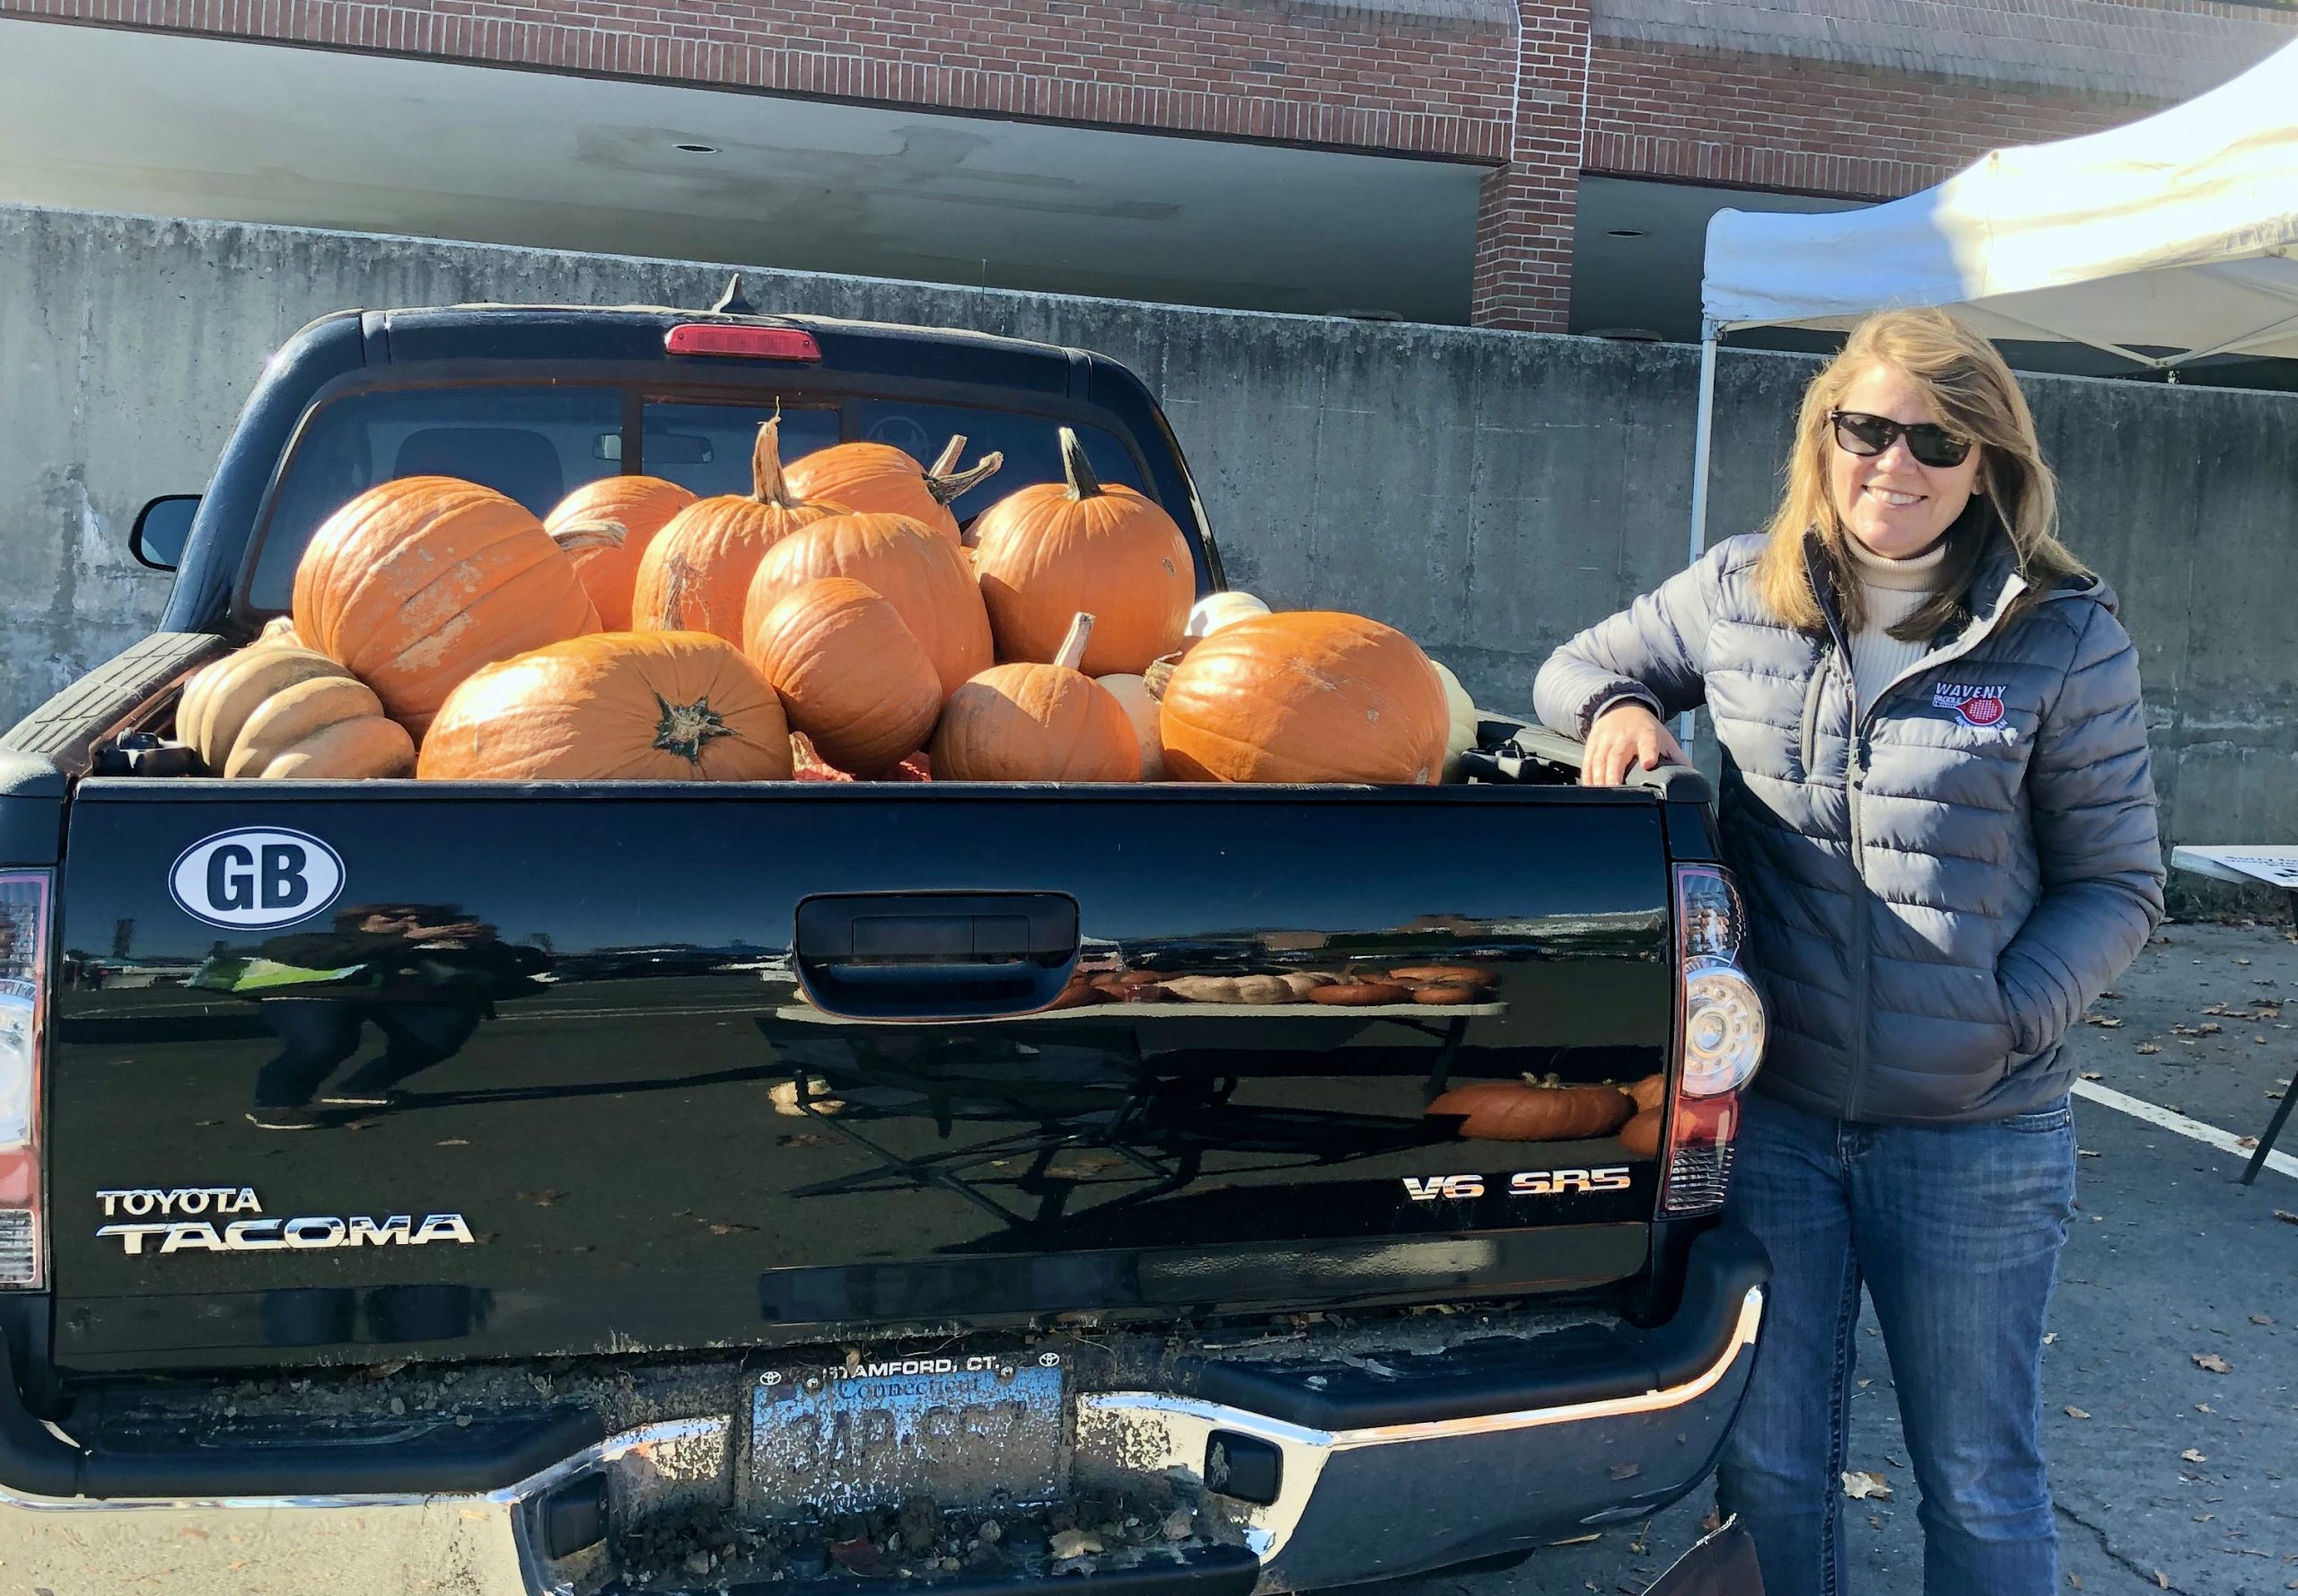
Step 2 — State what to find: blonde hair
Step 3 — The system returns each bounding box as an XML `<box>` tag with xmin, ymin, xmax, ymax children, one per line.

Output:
<box><xmin>1753</xmin><ymin>307</ymin><xmax>2088</xmax><ymax>637</ymax></box>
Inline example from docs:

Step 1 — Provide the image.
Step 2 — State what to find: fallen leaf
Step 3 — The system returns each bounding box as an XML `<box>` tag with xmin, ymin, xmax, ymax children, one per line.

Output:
<box><xmin>2182</xmin><ymin>1448</ymin><xmax>2208</xmax><ymax>1463</ymax></box>
<box><xmin>2084</xmin><ymin>1014</ymin><xmax>2124</xmax><ymax>1029</ymax></box>
<box><xmin>1049</xmin><ymin>1530</ymin><xmax>1103</xmax><ymax>1560</ymax></box>
<box><xmin>2101</xmin><ymin>990</ymin><xmax>2124</xmax><ymax>1000</ymax></box>
<box><xmin>2155</xmin><ymin>1573</ymin><xmax>2170</xmax><ymax>1590</ymax></box>
<box><xmin>2043</xmin><ymin>1332</ymin><xmax>2058</xmax><ymax>1345</ymax></box>
<box><xmin>1842</xmin><ymin>1470</ymin><xmax>1893</xmax><ymax>1501</ymax></box>
<box><xmin>2194</xmin><ymin>1353</ymin><xmax>2233</xmax><ymax>1373</ymax></box>
<box><xmin>2277</xmin><ymin>1211</ymin><xmax>2298</xmax><ymax>1225</ymax></box>
<box><xmin>2239</xmin><ymin>1136</ymin><xmax>2260</xmax><ymax>1150</ymax></box>
<box><xmin>2252</xmin><ymin>1315</ymin><xmax>2274</xmax><ymax>1325</ymax></box>
<box><xmin>1609</xmin><ymin>1462</ymin><xmax>1642</xmax><ymax>1480</ymax></box>
<box><xmin>515</xmin><ymin>1189</ymin><xmax>566</xmax><ymax>1206</ymax></box>
<box><xmin>768</xmin><ymin>1076</ymin><xmax>845</xmax><ymax>1117</ymax></box>
<box><xmin>2078</xmin><ymin>1148</ymin><xmax>2103</xmax><ymax>1158</ymax></box>
<box><xmin>436</xmin><ymin>1138</ymin><xmax>469</xmax><ymax>1146</ymax></box>
<box><xmin>2068</xmin><ymin>1576</ymin><xmax>2083</xmax><ymax>1590</ymax></box>
<box><xmin>2083</xmin><ymin>1070</ymin><xmax>2105</xmax><ymax>1080</ymax></box>
<box><xmin>2200</xmin><ymin>1022</ymin><xmax>2223</xmax><ymax>1035</ymax></box>
<box><xmin>2065</xmin><ymin>1406</ymin><xmax>2092</xmax><ymax>1418</ymax></box>
<box><xmin>1547</xmin><ymin>1532</ymin><xmax>1603</xmax><ymax>1547</ymax></box>
<box><xmin>2136</xmin><ymin>1044</ymin><xmax>2162</xmax><ymax>1055</ymax></box>
<box><xmin>2197</xmin><ymin>1403</ymin><xmax>2214</xmax><ymax>1413</ymax></box>
<box><xmin>705</xmin><ymin>1220</ymin><xmax>756</xmax><ymax>1235</ymax></box>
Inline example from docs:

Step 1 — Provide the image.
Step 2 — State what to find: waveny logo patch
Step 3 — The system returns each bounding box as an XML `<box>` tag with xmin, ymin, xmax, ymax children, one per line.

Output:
<box><xmin>169</xmin><ymin>828</ymin><xmax>345</xmax><ymax>929</ymax></box>
<box><xmin>1932</xmin><ymin>681</ymin><xmax>2010</xmax><ymax>728</ymax></box>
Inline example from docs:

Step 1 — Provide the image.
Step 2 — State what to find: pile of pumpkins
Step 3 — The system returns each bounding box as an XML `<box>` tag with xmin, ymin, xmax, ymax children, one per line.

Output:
<box><xmin>175</xmin><ymin>419</ymin><xmax>1482</xmax><ymax>785</ymax></box>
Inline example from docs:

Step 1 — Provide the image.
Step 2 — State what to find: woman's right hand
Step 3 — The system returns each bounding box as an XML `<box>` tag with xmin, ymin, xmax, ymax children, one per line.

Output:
<box><xmin>1582</xmin><ymin>700</ymin><xmax>1688</xmax><ymax>786</ymax></box>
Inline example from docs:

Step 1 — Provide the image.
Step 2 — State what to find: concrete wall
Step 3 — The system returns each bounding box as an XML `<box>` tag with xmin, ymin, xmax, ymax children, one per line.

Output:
<box><xmin>4</xmin><ymin>203</ymin><xmax>2295</xmax><ymax>872</ymax></box>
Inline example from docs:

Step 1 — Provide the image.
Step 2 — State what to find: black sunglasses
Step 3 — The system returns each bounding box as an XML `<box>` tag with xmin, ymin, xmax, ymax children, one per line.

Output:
<box><xmin>1829</xmin><ymin>409</ymin><xmax>1974</xmax><ymax>469</ymax></box>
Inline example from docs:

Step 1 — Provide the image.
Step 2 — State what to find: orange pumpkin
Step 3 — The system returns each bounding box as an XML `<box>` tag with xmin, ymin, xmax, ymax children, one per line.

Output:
<box><xmin>745</xmin><ymin>513</ymin><xmax>992</xmax><ymax>699</ymax></box>
<box><xmin>745</xmin><ymin>577</ymin><xmax>943</xmax><ymax>776</ymax></box>
<box><xmin>417</xmin><ymin>631</ymin><xmax>793</xmax><ymax>782</ymax></box>
<box><xmin>545</xmin><ymin>476</ymin><xmax>698</xmax><ymax>630</ymax></box>
<box><xmin>631</xmin><ymin>417</ymin><xmax>846</xmax><ymax>644</ymax></box>
<box><xmin>792</xmin><ymin>732</ymin><xmax>932</xmax><ymax>784</ymax></box>
<box><xmin>1158</xmin><ymin>611</ymin><xmax>1449</xmax><ymax>785</ymax></box>
<box><xmin>930</xmin><ymin>613</ymin><xmax>1140</xmax><ymax>783</ymax></box>
<box><xmin>969</xmin><ymin>428</ymin><xmax>1192</xmax><ymax>675</ymax></box>
<box><xmin>292</xmin><ymin>477</ymin><xmax>600</xmax><ymax>740</ymax></box>
<box><xmin>1425</xmin><ymin>1079</ymin><xmax>1638</xmax><ymax>1143</ymax></box>
<box><xmin>783</xmin><ymin>435</ymin><xmax>1002</xmax><ymax>548</ymax></box>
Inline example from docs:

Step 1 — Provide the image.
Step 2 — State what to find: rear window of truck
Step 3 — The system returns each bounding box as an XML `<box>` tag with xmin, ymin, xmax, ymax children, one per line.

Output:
<box><xmin>242</xmin><ymin>384</ymin><xmax>1150</xmax><ymax>612</ymax></box>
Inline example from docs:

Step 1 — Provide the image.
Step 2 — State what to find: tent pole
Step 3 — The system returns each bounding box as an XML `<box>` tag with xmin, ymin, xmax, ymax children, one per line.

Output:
<box><xmin>1680</xmin><ymin>319</ymin><xmax>1721</xmax><ymax>750</ymax></box>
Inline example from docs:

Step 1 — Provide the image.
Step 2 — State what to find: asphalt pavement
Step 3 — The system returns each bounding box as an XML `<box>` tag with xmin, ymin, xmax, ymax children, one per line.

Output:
<box><xmin>1430</xmin><ymin>919</ymin><xmax>2298</xmax><ymax>1596</ymax></box>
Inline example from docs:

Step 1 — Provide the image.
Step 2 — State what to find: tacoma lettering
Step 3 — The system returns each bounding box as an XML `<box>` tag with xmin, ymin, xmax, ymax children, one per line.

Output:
<box><xmin>96</xmin><ymin>1214</ymin><xmax>474</xmax><ymax>1257</ymax></box>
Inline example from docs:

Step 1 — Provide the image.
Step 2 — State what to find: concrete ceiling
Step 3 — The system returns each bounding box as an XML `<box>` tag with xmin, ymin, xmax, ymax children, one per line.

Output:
<box><xmin>1570</xmin><ymin>175</ymin><xmax>1866</xmax><ymax>344</ymax></box>
<box><xmin>0</xmin><ymin>18</ymin><xmax>1483</xmax><ymax>321</ymax></box>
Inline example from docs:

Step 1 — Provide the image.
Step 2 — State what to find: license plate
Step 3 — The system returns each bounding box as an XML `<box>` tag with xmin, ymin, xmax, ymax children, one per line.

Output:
<box><xmin>749</xmin><ymin>1354</ymin><xmax>1066</xmax><ymax>1512</ymax></box>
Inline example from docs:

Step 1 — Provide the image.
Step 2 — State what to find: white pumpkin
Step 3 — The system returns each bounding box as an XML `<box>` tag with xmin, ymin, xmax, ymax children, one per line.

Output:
<box><xmin>1186</xmin><ymin>590</ymin><xmax>1272</xmax><ymax>638</ymax></box>
<box><xmin>1095</xmin><ymin>673</ymin><xmax>1165</xmax><ymax>780</ymax></box>
<box><xmin>1431</xmin><ymin>661</ymin><xmax>1478</xmax><ymax>782</ymax></box>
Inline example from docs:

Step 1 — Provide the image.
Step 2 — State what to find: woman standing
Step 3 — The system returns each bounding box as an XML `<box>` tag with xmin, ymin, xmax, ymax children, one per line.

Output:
<box><xmin>1534</xmin><ymin>308</ymin><xmax>2163</xmax><ymax>1596</ymax></box>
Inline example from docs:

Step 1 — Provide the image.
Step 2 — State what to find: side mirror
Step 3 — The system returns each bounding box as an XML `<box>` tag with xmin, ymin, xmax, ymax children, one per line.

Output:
<box><xmin>130</xmin><ymin>495</ymin><xmax>200</xmax><ymax>572</ymax></box>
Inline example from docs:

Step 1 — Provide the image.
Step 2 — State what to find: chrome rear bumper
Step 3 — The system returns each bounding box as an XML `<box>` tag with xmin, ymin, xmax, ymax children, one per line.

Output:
<box><xmin>0</xmin><ymin>1227</ymin><xmax>1767</xmax><ymax>1594</ymax></box>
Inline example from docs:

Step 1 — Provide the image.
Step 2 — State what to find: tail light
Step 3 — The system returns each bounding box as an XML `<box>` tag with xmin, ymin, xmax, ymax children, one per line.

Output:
<box><xmin>0</xmin><ymin>873</ymin><xmax>45</xmax><ymax>1286</ymax></box>
<box><xmin>1662</xmin><ymin>864</ymin><xmax>1765</xmax><ymax>1217</ymax></box>
<box><xmin>663</xmin><ymin>324</ymin><xmax>821</xmax><ymax>361</ymax></box>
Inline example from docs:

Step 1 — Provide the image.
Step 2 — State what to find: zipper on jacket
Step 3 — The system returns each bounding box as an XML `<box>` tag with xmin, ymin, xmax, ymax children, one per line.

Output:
<box><xmin>1799</xmin><ymin>644</ymin><xmax>1830</xmax><ymax>775</ymax></box>
<box><xmin>1836</xmin><ymin>572</ymin><xmax>2030</xmax><ymax>1123</ymax></box>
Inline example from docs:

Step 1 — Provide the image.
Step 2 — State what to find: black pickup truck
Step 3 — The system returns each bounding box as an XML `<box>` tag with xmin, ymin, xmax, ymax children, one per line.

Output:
<box><xmin>0</xmin><ymin>294</ymin><xmax>1767</xmax><ymax>1596</ymax></box>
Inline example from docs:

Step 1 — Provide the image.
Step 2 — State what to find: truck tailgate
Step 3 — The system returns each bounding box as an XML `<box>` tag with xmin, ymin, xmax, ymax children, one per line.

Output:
<box><xmin>49</xmin><ymin>780</ymin><xmax>1673</xmax><ymax>1374</ymax></box>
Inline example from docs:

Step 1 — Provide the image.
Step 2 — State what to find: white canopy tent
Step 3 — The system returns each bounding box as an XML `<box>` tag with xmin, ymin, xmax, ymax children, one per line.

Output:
<box><xmin>1687</xmin><ymin>37</ymin><xmax>2298</xmax><ymax>571</ymax></box>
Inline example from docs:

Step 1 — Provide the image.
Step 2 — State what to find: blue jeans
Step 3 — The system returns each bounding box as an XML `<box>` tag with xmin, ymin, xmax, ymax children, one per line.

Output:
<box><xmin>1715</xmin><ymin>1089</ymin><xmax>2076</xmax><ymax>1596</ymax></box>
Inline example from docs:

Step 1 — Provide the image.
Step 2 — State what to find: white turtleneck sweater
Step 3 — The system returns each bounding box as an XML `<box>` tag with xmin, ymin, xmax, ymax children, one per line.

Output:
<box><xmin>1844</xmin><ymin>537</ymin><xmax>1949</xmax><ymax>721</ymax></box>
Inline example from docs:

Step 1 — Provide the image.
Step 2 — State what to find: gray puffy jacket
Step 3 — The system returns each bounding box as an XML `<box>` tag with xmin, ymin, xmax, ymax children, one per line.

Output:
<box><xmin>1534</xmin><ymin>531</ymin><xmax>2164</xmax><ymax>1124</ymax></box>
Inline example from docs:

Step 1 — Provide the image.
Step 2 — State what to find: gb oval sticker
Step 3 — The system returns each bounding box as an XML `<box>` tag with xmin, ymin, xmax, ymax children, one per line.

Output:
<box><xmin>169</xmin><ymin>829</ymin><xmax>345</xmax><ymax>930</ymax></box>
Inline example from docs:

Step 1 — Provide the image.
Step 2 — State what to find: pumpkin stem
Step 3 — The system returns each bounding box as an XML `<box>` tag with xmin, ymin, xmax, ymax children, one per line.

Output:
<box><xmin>1053</xmin><ymin>612</ymin><xmax>1096</xmax><ymax>672</ymax></box>
<box><xmin>928</xmin><ymin>435</ymin><xmax>968</xmax><ymax>478</ymax></box>
<box><xmin>1142</xmin><ymin>651</ymin><xmax>1182</xmax><ymax>700</ymax></box>
<box><xmin>1057</xmin><ymin>427</ymin><xmax>1103</xmax><ymax>502</ymax></box>
<box><xmin>750</xmin><ymin>412</ymin><xmax>799</xmax><ymax>508</ymax></box>
<box><xmin>929</xmin><ymin>450</ymin><xmax>1004</xmax><ymax>506</ymax></box>
<box><xmin>653</xmin><ymin>691</ymin><xmax>734</xmax><ymax>764</ymax></box>
<box><xmin>549</xmin><ymin>518</ymin><xmax>628</xmax><ymax>554</ymax></box>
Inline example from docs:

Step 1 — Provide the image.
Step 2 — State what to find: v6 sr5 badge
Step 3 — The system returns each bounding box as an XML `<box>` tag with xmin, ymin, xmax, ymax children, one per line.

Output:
<box><xmin>1402</xmin><ymin>1167</ymin><xmax>1632</xmax><ymax>1201</ymax></box>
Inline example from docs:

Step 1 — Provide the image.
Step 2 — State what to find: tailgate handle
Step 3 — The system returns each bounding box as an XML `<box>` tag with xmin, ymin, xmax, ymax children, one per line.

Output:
<box><xmin>794</xmin><ymin>893</ymin><xmax>1079</xmax><ymax>1018</ymax></box>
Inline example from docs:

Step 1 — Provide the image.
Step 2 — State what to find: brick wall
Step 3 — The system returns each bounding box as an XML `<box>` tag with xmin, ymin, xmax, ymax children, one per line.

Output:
<box><xmin>1469</xmin><ymin>0</ymin><xmax>1589</xmax><ymax>332</ymax></box>
<box><xmin>10</xmin><ymin>0</ymin><xmax>2294</xmax><ymax>331</ymax></box>
<box><xmin>0</xmin><ymin>0</ymin><xmax>1518</xmax><ymax>160</ymax></box>
<box><xmin>1582</xmin><ymin>36</ymin><xmax>2162</xmax><ymax>201</ymax></box>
